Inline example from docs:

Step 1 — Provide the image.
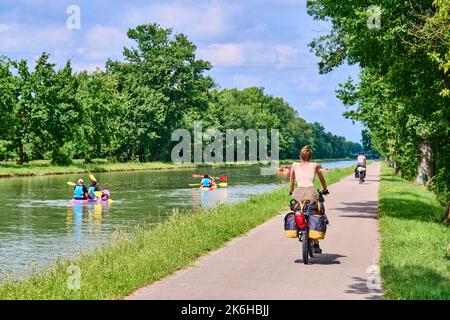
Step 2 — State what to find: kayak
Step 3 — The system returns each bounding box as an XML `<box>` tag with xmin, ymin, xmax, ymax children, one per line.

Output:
<box><xmin>70</xmin><ymin>198</ymin><xmax>111</xmax><ymax>204</ymax></box>
<box><xmin>277</xmin><ymin>167</ymin><xmax>290</xmax><ymax>173</ymax></box>
<box><xmin>200</xmin><ymin>184</ymin><xmax>218</xmax><ymax>191</ymax></box>
<box><xmin>70</xmin><ymin>189</ymin><xmax>112</xmax><ymax>204</ymax></box>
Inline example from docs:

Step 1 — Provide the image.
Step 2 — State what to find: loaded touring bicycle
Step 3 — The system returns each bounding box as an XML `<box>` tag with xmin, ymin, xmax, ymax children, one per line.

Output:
<box><xmin>284</xmin><ymin>190</ymin><xmax>329</xmax><ymax>264</ymax></box>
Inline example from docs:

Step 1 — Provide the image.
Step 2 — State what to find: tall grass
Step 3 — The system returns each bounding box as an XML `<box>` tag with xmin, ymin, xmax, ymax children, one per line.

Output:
<box><xmin>0</xmin><ymin>165</ymin><xmax>355</xmax><ymax>299</ymax></box>
<box><xmin>378</xmin><ymin>163</ymin><xmax>449</xmax><ymax>300</ymax></box>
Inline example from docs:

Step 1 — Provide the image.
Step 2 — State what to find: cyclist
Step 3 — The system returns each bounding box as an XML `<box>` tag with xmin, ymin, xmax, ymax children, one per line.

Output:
<box><xmin>289</xmin><ymin>146</ymin><xmax>328</xmax><ymax>254</ymax></box>
<box><xmin>355</xmin><ymin>152</ymin><xmax>367</xmax><ymax>181</ymax></box>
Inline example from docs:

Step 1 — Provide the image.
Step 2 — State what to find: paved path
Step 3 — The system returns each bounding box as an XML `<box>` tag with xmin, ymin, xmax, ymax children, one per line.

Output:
<box><xmin>128</xmin><ymin>162</ymin><xmax>382</xmax><ymax>300</ymax></box>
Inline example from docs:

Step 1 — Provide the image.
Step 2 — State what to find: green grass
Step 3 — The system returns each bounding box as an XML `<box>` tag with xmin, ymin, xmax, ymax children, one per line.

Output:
<box><xmin>379</xmin><ymin>163</ymin><xmax>450</xmax><ymax>300</ymax></box>
<box><xmin>0</xmin><ymin>165</ymin><xmax>355</xmax><ymax>299</ymax></box>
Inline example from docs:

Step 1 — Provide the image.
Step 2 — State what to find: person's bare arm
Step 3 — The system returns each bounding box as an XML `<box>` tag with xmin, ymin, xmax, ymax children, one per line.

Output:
<box><xmin>290</xmin><ymin>164</ymin><xmax>295</xmax><ymax>194</ymax></box>
<box><xmin>315</xmin><ymin>163</ymin><xmax>328</xmax><ymax>192</ymax></box>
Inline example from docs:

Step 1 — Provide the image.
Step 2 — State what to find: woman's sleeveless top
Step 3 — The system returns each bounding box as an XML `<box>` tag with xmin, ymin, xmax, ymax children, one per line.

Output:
<box><xmin>292</xmin><ymin>162</ymin><xmax>316</xmax><ymax>188</ymax></box>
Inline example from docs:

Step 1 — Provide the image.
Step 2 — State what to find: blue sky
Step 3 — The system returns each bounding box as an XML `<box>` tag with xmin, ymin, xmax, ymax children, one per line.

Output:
<box><xmin>0</xmin><ymin>0</ymin><xmax>363</xmax><ymax>142</ymax></box>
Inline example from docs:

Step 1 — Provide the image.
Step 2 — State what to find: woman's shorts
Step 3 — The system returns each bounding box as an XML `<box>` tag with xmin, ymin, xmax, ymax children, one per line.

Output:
<box><xmin>292</xmin><ymin>186</ymin><xmax>318</xmax><ymax>203</ymax></box>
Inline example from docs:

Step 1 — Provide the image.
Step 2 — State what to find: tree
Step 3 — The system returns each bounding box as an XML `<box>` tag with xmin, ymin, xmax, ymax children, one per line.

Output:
<box><xmin>409</xmin><ymin>0</ymin><xmax>450</xmax><ymax>97</ymax></box>
<box><xmin>361</xmin><ymin>129</ymin><xmax>372</xmax><ymax>153</ymax></box>
<box><xmin>307</xmin><ymin>0</ymin><xmax>449</xmax><ymax>193</ymax></box>
<box><xmin>107</xmin><ymin>23</ymin><xmax>215</xmax><ymax>162</ymax></box>
<box><xmin>0</xmin><ymin>58</ymin><xmax>17</xmax><ymax>161</ymax></box>
<box><xmin>75</xmin><ymin>70</ymin><xmax>126</xmax><ymax>162</ymax></box>
<box><xmin>30</xmin><ymin>54</ymin><xmax>80</xmax><ymax>165</ymax></box>
<box><xmin>8</xmin><ymin>59</ymin><xmax>37</xmax><ymax>164</ymax></box>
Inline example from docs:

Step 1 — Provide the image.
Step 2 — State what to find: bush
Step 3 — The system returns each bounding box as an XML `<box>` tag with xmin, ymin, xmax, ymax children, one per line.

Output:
<box><xmin>427</xmin><ymin>168</ymin><xmax>450</xmax><ymax>206</ymax></box>
<box><xmin>50</xmin><ymin>145</ymin><xmax>74</xmax><ymax>166</ymax></box>
<box><xmin>0</xmin><ymin>140</ymin><xmax>16</xmax><ymax>162</ymax></box>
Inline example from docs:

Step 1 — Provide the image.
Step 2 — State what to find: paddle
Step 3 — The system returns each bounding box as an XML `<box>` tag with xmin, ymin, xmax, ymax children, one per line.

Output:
<box><xmin>67</xmin><ymin>182</ymin><xmax>76</xmax><ymax>186</ymax></box>
<box><xmin>189</xmin><ymin>183</ymin><xmax>228</xmax><ymax>187</ymax></box>
<box><xmin>89</xmin><ymin>174</ymin><xmax>97</xmax><ymax>182</ymax></box>
<box><xmin>192</xmin><ymin>174</ymin><xmax>228</xmax><ymax>182</ymax></box>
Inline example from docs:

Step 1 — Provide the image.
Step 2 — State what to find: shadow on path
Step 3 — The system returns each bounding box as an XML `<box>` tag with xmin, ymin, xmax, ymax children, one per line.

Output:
<box><xmin>345</xmin><ymin>276</ymin><xmax>382</xmax><ymax>300</ymax></box>
<box><xmin>295</xmin><ymin>253</ymin><xmax>346</xmax><ymax>265</ymax></box>
<box><xmin>335</xmin><ymin>201</ymin><xmax>378</xmax><ymax>219</ymax></box>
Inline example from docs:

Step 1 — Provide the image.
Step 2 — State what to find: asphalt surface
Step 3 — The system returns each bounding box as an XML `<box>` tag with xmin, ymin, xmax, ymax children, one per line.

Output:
<box><xmin>128</xmin><ymin>162</ymin><xmax>382</xmax><ymax>300</ymax></box>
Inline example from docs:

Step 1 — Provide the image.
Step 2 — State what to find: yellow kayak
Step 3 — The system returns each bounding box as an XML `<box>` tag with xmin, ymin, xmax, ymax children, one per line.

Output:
<box><xmin>200</xmin><ymin>184</ymin><xmax>218</xmax><ymax>191</ymax></box>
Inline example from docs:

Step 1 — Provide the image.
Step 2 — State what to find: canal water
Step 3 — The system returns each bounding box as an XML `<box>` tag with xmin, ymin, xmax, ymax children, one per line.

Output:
<box><xmin>0</xmin><ymin>160</ymin><xmax>354</xmax><ymax>280</ymax></box>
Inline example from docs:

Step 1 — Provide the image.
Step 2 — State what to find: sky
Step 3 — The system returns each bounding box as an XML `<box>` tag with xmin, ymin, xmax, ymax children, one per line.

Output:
<box><xmin>0</xmin><ymin>0</ymin><xmax>363</xmax><ymax>142</ymax></box>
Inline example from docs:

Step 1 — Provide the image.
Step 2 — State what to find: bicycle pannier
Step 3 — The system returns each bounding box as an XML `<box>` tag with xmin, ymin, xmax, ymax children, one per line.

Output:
<box><xmin>308</xmin><ymin>213</ymin><xmax>328</xmax><ymax>240</ymax></box>
<box><xmin>284</xmin><ymin>212</ymin><xmax>298</xmax><ymax>238</ymax></box>
<box><xmin>308</xmin><ymin>201</ymin><xmax>325</xmax><ymax>216</ymax></box>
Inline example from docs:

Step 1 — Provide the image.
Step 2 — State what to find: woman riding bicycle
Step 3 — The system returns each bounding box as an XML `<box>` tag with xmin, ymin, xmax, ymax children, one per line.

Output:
<box><xmin>289</xmin><ymin>146</ymin><xmax>328</xmax><ymax>254</ymax></box>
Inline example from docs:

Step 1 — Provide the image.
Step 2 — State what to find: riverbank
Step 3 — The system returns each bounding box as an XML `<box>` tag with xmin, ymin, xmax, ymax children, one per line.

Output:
<box><xmin>0</xmin><ymin>160</ymin><xmax>253</xmax><ymax>178</ymax></box>
<box><xmin>0</xmin><ymin>165</ymin><xmax>355</xmax><ymax>299</ymax></box>
<box><xmin>0</xmin><ymin>158</ymin><xmax>355</xmax><ymax>179</ymax></box>
<box><xmin>378</xmin><ymin>163</ymin><xmax>449</xmax><ymax>299</ymax></box>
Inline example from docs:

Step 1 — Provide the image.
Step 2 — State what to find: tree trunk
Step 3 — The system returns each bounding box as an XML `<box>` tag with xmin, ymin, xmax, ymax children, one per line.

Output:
<box><xmin>393</xmin><ymin>160</ymin><xmax>402</xmax><ymax>177</ymax></box>
<box><xmin>131</xmin><ymin>143</ymin><xmax>137</xmax><ymax>162</ymax></box>
<box><xmin>17</xmin><ymin>142</ymin><xmax>24</xmax><ymax>165</ymax></box>
<box><xmin>416</xmin><ymin>139</ymin><xmax>434</xmax><ymax>185</ymax></box>
<box><xmin>444</xmin><ymin>205</ymin><xmax>450</xmax><ymax>225</ymax></box>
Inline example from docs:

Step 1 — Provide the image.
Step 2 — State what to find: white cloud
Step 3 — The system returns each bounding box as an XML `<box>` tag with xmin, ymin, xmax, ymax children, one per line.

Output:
<box><xmin>304</xmin><ymin>99</ymin><xmax>329</xmax><ymax>111</ymax></box>
<box><xmin>0</xmin><ymin>25</ymin><xmax>73</xmax><ymax>53</ymax></box>
<box><xmin>293</xmin><ymin>75</ymin><xmax>322</xmax><ymax>94</ymax></box>
<box><xmin>232</xmin><ymin>74</ymin><xmax>265</xmax><ymax>88</ymax></box>
<box><xmin>198</xmin><ymin>43</ymin><xmax>246</xmax><ymax>65</ymax></box>
<box><xmin>268</xmin><ymin>0</ymin><xmax>305</xmax><ymax>3</ymax></box>
<box><xmin>198</xmin><ymin>41</ymin><xmax>300</xmax><ymax>68</ymax></box>
<box><xmin>82</xmin><ymin>25</ymin><xmax>130</xmax><ymax>60</ymax></box>
<box><xmin>0</xmin><ymin>24</ymin><xmax>13</xmax><ymax>32</ymax></box>
<box><xmin>71</xmin><ymin>62</ymin><xmax>104</xmax><ymax>73</ymax></box>
<box><xmin>124</xmin><ymin>2</ymin><xmax>239</xmax><ymax>40</ymax></box>
<box><xmin>275</xmin><ymin>45</ymin><xmax>300</xmax><ymax>69</ymax></box>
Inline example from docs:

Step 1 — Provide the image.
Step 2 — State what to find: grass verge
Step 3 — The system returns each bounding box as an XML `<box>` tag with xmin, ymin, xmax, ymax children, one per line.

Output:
<box><xmin>0</xmin><ymin>165</ymin><xmax>355</xmax><ymax>299</ymax></box>
<box><xmin>379</xmin><ymin>163</ymin><xmax>450</xmax><ymax>300</ymax></box>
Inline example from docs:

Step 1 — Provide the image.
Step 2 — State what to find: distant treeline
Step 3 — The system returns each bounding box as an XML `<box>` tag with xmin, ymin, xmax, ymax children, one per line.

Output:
<box><xmin>0</xmin><ymin>23</ymin><xmax>361</xmax><ymax>165</ymax></box>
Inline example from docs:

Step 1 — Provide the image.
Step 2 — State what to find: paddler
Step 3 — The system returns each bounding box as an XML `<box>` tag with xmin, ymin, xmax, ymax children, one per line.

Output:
<box><xmin>200</xmin><ymin>174</ymin><xmax>213</xmax><ymax>188</ymax></box>
<box><xmin>88</xmin><ymin>180</ymin><xmax>99</xmax><ymax>200</ymax></box>
<box><xmin>73</xmin><ymin>179</ymin><xmax>88</xmax><ymax>200</ymax></box>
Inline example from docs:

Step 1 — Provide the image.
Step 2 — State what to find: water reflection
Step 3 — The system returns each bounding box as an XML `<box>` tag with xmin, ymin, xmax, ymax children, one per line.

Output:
<box><xmin>192</xmin><ymin>188</ymin><xmax>229</xmax><ymax>211</ymax></box>
<box><xmin>66</xmin><ymin>202</ymin><xmax>112</xmax><ymax>241</ymax></box>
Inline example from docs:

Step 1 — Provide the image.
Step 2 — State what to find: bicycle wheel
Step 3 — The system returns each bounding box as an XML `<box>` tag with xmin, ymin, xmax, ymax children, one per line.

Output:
<box><xmin>302</xmin><ymin>231</ymin><xmax>309</xmax><ymax>264</ymax></box>
<box><xmin>308</xmin><ymin>240</ymin><xmax>314</xmax><ymax>258</ymax></box>
<box><xmin>359</xmin><ymin>175</ymin><xmax>363</xmax><ymax>184</ymax></box>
